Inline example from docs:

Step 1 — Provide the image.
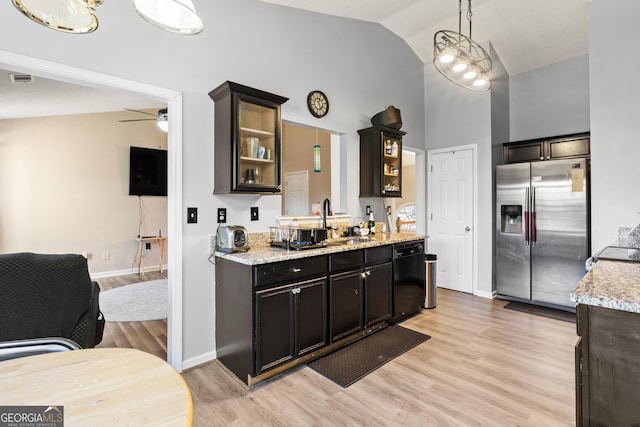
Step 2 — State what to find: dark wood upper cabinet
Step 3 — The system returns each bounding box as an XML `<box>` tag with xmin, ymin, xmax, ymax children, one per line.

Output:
<box><xmin>503</xmin><ymin>132</ymin><xmax>590</xmax><ymax>164</ymax></box>
<box><xmin>209</xmin><ymin>81</ymin><xmax>288</xmax><ymax>193</ymax></box>
<box><xmin>359</xmin><ymin>126</ymin><xmax>405</xmax><ymax>198</ymax></box>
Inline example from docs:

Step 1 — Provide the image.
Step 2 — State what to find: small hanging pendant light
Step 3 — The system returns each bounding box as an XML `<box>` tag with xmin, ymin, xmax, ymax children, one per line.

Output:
<box><xmin>313</xmin><ymin>130</ymin><xmax>321</xmax><ymax>173</ymax></box>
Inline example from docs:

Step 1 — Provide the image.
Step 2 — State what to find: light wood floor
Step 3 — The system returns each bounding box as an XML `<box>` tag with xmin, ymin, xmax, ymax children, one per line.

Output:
<box><xmin>96</xmin><ymin>275</ymin><xmax>577</xmax><ymax>426</ymax></box>
<box><xmin>95</xmin><ymin>271</ymin><xmax>168</xmax><ymax>361</ymax></box>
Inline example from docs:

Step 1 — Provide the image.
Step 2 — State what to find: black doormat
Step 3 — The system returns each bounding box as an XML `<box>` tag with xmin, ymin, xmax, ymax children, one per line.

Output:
<box><xmin>307</xmin><ymin>325</ymin><xmax>430</xmax><ymax>388</ymax></box>
<box><xmin>504</xmin><ymin>301</ymin><xmax>576</xmax><ymax>323</ymax></box>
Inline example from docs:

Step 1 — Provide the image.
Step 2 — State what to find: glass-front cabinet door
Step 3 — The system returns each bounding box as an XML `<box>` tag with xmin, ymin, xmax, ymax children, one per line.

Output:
<box><xmin>358</xmin><ymin>126</ymin><xmax>405</xmax><ymax>198</ymax></box>
<box><xmin>237</xmin><ymin>98</ymin><xmax>278</xmax><ymax>191</ymax></box>
<box><xmin>210</xmin><ymin>81</ymin><xmax>288</xmax><ymax>194</ymax></box>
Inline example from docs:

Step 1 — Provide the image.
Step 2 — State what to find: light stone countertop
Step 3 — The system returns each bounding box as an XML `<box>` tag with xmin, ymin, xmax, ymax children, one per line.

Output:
<box><xmin>215</xmin><ymin>233</ymin><xmax>427</xmax><ymax>265</ymax></box>
<box><xmin>570</xmin><ymin>259</ymin><xmax>640</xmax><ymax>313</ymax></box>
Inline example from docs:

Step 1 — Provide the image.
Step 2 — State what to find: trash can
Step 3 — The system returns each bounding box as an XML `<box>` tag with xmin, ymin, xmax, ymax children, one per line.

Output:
<box><xmin>425</xmin><ymin>254</ymin><xmax>437</xmax><ymax>309</ymax></box>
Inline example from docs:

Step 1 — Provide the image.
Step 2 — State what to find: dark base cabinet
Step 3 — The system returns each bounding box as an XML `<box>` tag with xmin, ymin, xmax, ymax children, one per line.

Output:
<box><xmin>255</xmin><ymin>277</ymin><xmax>327</xmax><ymax>374</ymax></box>
<box><xmin>576</xmin><ymin>304</ymin><xmax>640</xmax><ymax>426</ymax></box>
<box><xmin>215</xmin><ymin>241</ymin><xmax>418</xmax><ymax>386</ymax></box>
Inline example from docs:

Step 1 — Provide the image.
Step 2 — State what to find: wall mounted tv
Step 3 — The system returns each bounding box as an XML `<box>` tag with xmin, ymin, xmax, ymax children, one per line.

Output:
<box><xmin>129</xmin><ymin>146</ymin><xmax>168</xmax><ymax>197</ymax></box>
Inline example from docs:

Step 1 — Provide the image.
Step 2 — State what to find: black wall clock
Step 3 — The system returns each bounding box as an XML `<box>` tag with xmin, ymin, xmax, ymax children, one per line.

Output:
<box><xmin>307</xmin><ymin>90</ymin><xmax>329</xmax><ymax>118</ymax></box>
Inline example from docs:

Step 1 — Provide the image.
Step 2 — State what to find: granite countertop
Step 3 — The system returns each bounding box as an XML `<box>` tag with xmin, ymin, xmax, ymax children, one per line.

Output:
<box><xmin>215</xmin><ymin>233</ymin><xmax>427</xmax><ymax>265</ymax></box>
<box><xmin>570</xmin><ymin>259</ymin><xmax>640</xmax><ymax>313</ymax></box>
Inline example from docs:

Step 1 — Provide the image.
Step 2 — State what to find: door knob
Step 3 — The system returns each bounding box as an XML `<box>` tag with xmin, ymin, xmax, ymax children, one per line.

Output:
<box><xmin>465</xmin><ymin>226</ymin><xmax>471</xmax><ymax>232</ymax></box>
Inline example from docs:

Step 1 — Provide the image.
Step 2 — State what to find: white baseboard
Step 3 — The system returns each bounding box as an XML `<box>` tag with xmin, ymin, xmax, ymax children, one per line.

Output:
<box><xmin>182</xmin><ymin>350</ymin><xmax>217</xmax><ymax>371</ymax></box>
<box><xmin>475</xmin><ymin>289</ymin><xmax>497</xmax><ymax>299</ymax></box>
<box><xmin>90</xmin><ymin>264</ymin><xmax>168</xmax><ymax>280</ymax></box>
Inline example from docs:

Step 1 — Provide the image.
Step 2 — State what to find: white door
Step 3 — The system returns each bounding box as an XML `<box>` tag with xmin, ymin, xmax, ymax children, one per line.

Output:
<box><xmin>284</xmin><ymin>170</ymin><xmax>309</xmax><ymax>215</ymax></box>
<box><xmin>429</xmin><ymin>149</ymin><xmax>474</xmax><ymax>293</ymax></box>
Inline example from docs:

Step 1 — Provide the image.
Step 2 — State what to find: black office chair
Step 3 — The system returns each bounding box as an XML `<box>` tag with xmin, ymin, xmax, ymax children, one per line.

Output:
<box><xmin>0</xmin><ymin>252</ymin><xmax>105</xmax><ymax>349</ymax></box>
<box><xmin>0</xmin><ymin>337</ymin><xmax>81</xmax><ymax>362</ymax></box>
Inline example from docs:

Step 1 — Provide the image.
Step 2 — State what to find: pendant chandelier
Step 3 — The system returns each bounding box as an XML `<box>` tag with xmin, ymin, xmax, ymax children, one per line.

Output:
<box><xmin>12</xmin><ymin>0</ymin><xmax>204</xmax><ymax>34</ymax></box>
<box><xmin>433</xmin><ymin>0</ymin><xmax>492</xmax><ymax>91</ymax></box>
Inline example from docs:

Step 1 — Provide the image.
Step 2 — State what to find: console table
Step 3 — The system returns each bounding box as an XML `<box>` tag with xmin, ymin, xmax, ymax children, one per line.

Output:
<box><xmin>137</xmin><ymin>236</ymin><xmax>166</xmax><ymax>275</ymax></box>
<box><xmin>0</xmin><ymin>348</ymin><xmax>192</xmax><ymax>426</ymax></box>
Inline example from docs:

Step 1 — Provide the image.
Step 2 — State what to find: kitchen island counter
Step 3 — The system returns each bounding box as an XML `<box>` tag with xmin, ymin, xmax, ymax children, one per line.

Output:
<box><xmin>571</xmin><ymin>258</ymin><xmax>640</xmax><ymax>425</ymax></box>
<box><xmin>215</xmin><ymin>233</ymin><xmax>426</xmax><ymax>266</ymax></box>
<box><xmin>570</xmin><ymin>259</ymin><xmax>640</xmax><ymax>313</ymax></box>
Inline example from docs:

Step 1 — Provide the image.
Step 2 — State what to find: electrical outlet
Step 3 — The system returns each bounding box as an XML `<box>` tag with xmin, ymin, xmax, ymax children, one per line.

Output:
<box><xmin>103</xmin><ymin>251</ymin><xmax>110</xmax><ymax>260</ymax></box>
<box><xmin>145</xmin><ymin>242</ymin><xmax>151</xmax><ymax>250</ymax></box>
<box><xmin>366</xmin><ymin>205</ymin><xmax>372</xmax><ymax>215</ymax></box>
<box><xmin>187</xmin><ymin>207</ymin><xmax>198</xmax><ymax>224</ymax></box>
<box><xmin>251</xmin><ymin>206</ymin><xmax>259</xmax><ymax>221</ymax></box>
<box><xmin>217</xmin><ymin>208</ymin><xmax>227</xmax><ymax>223</ymax></box>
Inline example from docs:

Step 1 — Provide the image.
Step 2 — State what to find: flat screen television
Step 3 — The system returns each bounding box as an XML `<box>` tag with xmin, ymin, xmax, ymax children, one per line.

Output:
<box><xmin>129</xmin><ymin>146</ymin><xmax>167</xmax><ymax>196</ymax></box>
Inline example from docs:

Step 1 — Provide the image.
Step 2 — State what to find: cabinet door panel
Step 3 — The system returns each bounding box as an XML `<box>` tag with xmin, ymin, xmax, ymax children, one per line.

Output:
<box><xmin>504</xmin><ymin>142</ymin><xmax>545</xmax><ymax>163</ymax></box>
<box><xmin>255</xmin><ymin>286</ymin><xmax>294</xmax><ymax>374</ymax></box>
<box><xmin>365</xmin><ymin>262</ymin><xmax>393</xmax><ymax>326</ymax></box>
<box><xmin>330</xmin><ymin>270</ymin><xmax>364</xmax><ymax>342</ymax></box>
<box><xmin>296</xmin><ymin>278</ymin><xmax>328</xmax><ymax>356</ymax></box>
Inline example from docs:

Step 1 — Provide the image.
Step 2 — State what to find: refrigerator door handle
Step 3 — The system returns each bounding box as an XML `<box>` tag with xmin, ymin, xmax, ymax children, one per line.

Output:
<box><xmin>524</xmin><ymin>187</ymin><xmax>530</xmax><ymax>245</ymax></box>
<box><xmin>531</xmin><ymin>186</ymin><xmax>537</xmax><ymax>245</ymax></box>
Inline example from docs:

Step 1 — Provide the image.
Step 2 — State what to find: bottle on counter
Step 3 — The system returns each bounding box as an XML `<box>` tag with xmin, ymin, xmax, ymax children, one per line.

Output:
<box><xmin>368</xmin><ymin>212</ymin><xmax>375</xmax><ymax>233</ymax></box>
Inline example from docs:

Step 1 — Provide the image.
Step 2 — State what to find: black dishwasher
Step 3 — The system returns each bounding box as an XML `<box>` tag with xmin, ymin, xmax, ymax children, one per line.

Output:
<box><xmin>392</xmin><ymin>241</ymin><xmax>426</xmax><ymax>323</ymax></box>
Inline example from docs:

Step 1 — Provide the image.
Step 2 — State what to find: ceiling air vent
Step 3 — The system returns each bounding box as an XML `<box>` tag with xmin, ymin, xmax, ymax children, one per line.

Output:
<box><xmin>10</xmin><ymin>73</ymin><xmax>35</xmax><ymax>84</ymax></box>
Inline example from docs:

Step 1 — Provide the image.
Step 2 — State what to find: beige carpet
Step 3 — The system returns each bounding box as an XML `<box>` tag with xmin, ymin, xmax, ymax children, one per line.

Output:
<box><xmin>100</xmin><ymin>279</ymin><xmax>167</xmax><ymax>322</ymax></box>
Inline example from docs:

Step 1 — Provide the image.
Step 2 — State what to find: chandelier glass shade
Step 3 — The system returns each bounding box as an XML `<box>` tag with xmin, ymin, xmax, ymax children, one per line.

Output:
<box><xmin>12</xmin><ymin>0</ymin><xmax>102</xmax><ymax>33</ymax></box>
<box><xmin>12</xmin><ymin>0</ymin><xmax>204</xmax><ymax>35</ymax></box>
<box><xmin>433</xmin><ymin>0</ymin><xmax>492</xmax><ymax>91</ymax></box>
<box><xmin>433</xmin><ymin>30</ymin><xmax>491</xmax><ymax>91</ymax></box>
<box><xmin>133</xmin><ymin>0</ymin><xmax>204</xmax><ymax>35</ymax></box>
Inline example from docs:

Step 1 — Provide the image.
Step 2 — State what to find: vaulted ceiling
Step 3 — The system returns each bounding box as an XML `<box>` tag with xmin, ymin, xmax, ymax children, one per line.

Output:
<box><xmin>259</xmin><ymin>0</ymin><xmax>589</xmax><ymax>76</ymax></box>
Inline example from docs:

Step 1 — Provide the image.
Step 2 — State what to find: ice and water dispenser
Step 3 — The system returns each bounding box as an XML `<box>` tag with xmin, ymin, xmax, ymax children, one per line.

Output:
<box><xmin>500</xmin><ymin>205</ymin><xmax>522</xmax><ymax>234</ymax></box>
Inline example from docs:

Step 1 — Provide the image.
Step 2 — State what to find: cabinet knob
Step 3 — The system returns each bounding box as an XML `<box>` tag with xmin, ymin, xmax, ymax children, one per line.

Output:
<box><xmin>291</xmin><ymin>268</ymin><xmax>301</xmax><ymax>273</ymax></box>
<box><xmin>360</xmin><ymin>272</ymin><xmax>367</xmax><ymax>279</ymax></box>
<box><xmin>540</xmin><ymin>157</ymin><xmax>544</xmax><ymax>160</ymax></box>
<box><xmin>354</xmin><ymin>289</ymin><xmax>359</xmax><ymax>295</ymax></box>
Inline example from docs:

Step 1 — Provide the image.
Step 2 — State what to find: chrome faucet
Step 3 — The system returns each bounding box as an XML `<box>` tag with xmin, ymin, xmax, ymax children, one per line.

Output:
<box><xmin>322</xmin><ymin>198</ymin><xmax>332</xmax><ymax>229</ymax></box>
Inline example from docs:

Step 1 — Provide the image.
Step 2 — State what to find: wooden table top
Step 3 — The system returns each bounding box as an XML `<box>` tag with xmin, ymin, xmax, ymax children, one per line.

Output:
<box><xmin>0</xmin><ymin>348</ymin><xmax>192</xmax><ymax>427</ymax></box>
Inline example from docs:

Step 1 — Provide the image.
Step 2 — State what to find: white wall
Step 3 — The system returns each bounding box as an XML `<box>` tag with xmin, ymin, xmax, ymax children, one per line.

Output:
<box><xmin>424</xmin><ymin>42</ymin><xmax>507</xmax><ymax>297</ymax></box>
<box><xmin>0</xmin><ymin>111</ymin><xmax>167</xmax><ymax>274</ymax></box>
<box><xmin>0</xmin><ymin>0</ymin><xmax>425</xmax><ymax>365</ymax></box>
<box><xmin>510</xmin><ymin>55</ymin><xmax>590</xmax><ymax>141</ymax></box>
<box><xmin>589</xmin><ymin>0</ymin><xmax>640</xmax><ymax>251</ymax></box>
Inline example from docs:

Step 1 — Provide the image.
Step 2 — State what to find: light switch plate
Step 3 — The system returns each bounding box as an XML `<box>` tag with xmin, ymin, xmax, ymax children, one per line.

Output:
<box><xmin>187</xmin><ymin>207</ymin><xmax>198</xmax><ymax>224</ymax></box>
<box><xmin>251</xmin><ymin>206</ymin><xmax>259</xmax><ymax>221</ymax></box>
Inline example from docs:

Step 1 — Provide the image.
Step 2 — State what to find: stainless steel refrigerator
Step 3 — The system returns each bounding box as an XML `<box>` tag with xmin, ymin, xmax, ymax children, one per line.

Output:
<box><xmin>495</xmin><ymin>159</ymin><xmax>590</xmax><ymax>311</ymax></box>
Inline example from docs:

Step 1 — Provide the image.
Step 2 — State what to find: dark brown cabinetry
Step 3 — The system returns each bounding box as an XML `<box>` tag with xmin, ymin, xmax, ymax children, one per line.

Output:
<box><xmin>329</xmin><ymin>251</ymin><xmax>364</xmax><ymax>342</ymax></box>
<box><xmin>364</xmin><ymin>246</ymin><xmax>393</xmax><ymax>327</ymax></box>
<box><xmin>209</xmin><ymin>81</ymin><xmax>288</xmax><ymax>193</ymax></box>
<box><xmin>255</xmin><ymin>277</ymin><xmax>327</xmax><ymax>374</ymax></box>
<box><xmin>215</xmin><ymin>242</ymin><xmax>401</xmax><ymax>385</ymax></box>
<box><xmin>359</xmin><ymin>126</ymin><xmax>406</xmax><ymax>197</ymax></box>
<box><xmin>503</xmin><ymin>132</ymin><xmax>590</xmax><ymax>164</ymax></box>
<box><xmin>575</xmin><ymin>304</ymin><xmax>640</xmax><ymax>425</ymax></box>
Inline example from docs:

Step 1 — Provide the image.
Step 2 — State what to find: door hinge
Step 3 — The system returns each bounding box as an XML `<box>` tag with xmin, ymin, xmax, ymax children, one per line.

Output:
<box><xmin>430</xmin><ymin>164</ymin><xmax>433</xmax><ymax>173</ymax></box>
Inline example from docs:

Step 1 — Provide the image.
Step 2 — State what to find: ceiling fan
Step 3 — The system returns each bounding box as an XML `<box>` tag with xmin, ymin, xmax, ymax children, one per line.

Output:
<box><xmin>120</xmin><ymin>108</ymin><xmax>168</xmax><ymax>132</ymax></box>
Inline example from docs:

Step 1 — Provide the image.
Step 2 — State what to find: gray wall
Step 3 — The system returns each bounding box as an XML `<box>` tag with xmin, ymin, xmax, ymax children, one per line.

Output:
<box><xmin>510</xmin><ymin>55</ymin><xmax>590</xmax><ymax>141</ymax></box>
<box><xmin>589</xmin><ymin>0</ymin><xmax>640</xmax><ymax>251</ymax></box>
<box><xmin>0</xmin><ymin>0</ymin><xmax>425</xmax><ymax>366</ymax></box>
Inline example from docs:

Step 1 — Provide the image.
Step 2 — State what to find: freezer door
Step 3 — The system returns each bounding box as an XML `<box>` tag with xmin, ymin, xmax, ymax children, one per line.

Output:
<box><xmin>530</xmin><ymin>159</ymin><xmax>589</xmax><ymax>308</ymax></box>
<box><xmin>496</xmin><ymin>163</ymin><xmax>531</xmax><ymax>300</ymax></box>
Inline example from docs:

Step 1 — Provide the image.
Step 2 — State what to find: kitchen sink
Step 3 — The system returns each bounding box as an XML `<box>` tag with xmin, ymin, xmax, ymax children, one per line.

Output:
<box><xmin>324</xmin><ymin>236</ymin><xmax>375</xmax><ymax>246</ymax></box>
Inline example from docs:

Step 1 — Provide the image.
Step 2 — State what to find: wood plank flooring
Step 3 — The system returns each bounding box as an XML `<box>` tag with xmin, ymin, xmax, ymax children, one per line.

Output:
<box><xmin>95</xmin><ymin>274</ymin><xmax>577</xmax><ymax>426</ymax></box>
<box><xmin>95</xmin><ymin>271</ymin><xmax>167</xmax><ymax>361</ymax></box>
<box><xmin>182</xmin><ymin>289</ymin><xmax>577</xmax><ymax>427</ymax></box>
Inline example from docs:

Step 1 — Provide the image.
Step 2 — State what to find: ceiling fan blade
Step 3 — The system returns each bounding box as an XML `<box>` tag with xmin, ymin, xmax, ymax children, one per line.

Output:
<box><xmin>124</xmin><ymin>108</ymin><xmax>158</xmax><ymax>117</ymax></box>
<box><xmin>119</xmin><ymin>118</ymin><xmax>157</xmax><ymax>122</ymax></box>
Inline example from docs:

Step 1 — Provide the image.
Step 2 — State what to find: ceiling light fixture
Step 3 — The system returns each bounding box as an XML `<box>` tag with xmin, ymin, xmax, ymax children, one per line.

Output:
<box><xmin>133</xmin><ymin>0</ymin><xmax>204</xmax><ymax>35</ymax></box>
<box><xmin>12</xmin><ymin>0</ymin><xmax>204</xmax><ymax>35</ymax></box>
<box><xmin>157</xmin><ymin>108</ymin><xmax>169</xmax><ymax>132</ymax></box>
<box><xmin>433</xmin><ymin>0</ymin><xmax>492</xmax><ymax>91</ymax></box>
<box><xmin>12</xmin><ymin>0</ymin><xmax>102</xmax><ymax>34</ymax></box>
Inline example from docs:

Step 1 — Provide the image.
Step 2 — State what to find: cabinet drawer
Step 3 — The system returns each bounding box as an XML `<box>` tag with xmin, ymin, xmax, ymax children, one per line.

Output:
<box><xmin>329</xmin><ymin>250</ymin><xmax>363</xmax><ymax>272</ymax></box>
<box><xmin>254</xmin><ymin>255</ymin><xmax>327</xmax><ymax>288</ymax></box>
<box><xmin>365</xmin><ymin>245</ymin><xmax>392</xmax><ymax>265</ymax></box>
